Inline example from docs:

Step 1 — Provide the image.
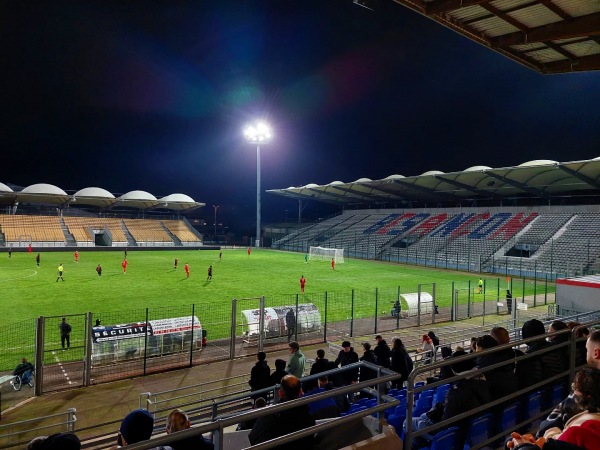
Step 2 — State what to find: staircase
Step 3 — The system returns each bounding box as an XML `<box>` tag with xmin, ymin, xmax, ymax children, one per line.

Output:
<box><xmin>60</xmin><ymin>218</ymin><xmax>77</xmax><ymax>246</ymax></box>
<box><xmin>120</xmin><ymin>221</ymin><xmax>137</xmax><ymax>246</ymax></box>
<box><xmin>161</xmin><ymin>222</ymin><xmax>182</xmax><ymax>246</ymax></box>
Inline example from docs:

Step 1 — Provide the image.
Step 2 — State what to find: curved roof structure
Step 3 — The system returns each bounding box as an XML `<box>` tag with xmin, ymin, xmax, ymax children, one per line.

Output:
<box><xmin>388</xmin><ymin>0</ymin><xmax>600</xmax><ymax>74</ymax></box>
<box><xmin>267</xmin><ymin>158</ymin><xmax>600</xmax><ymax>206</ymax></box>
<box><xmin>18</xmin><ymin>183</ymin><xmax>70</xmax><ymax>205</ymax></box>
<box><xmin>0</xmin><ymin>184</ymin><xmax>204</xmax><ymax>211</ymax></box>
<box><xmin>73</xmin><ymin>187</ymin><xmax>117</xmax><ymax>208</ymax></box>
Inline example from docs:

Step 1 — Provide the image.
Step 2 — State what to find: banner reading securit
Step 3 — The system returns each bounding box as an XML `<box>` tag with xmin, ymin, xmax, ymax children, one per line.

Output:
<box><xmin>92</xmin><ymin>316</ymin><xmax>201</xmax><ymax>343</ymax></box>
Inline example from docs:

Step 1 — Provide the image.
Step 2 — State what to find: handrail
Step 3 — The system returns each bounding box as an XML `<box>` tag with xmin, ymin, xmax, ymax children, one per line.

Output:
<box><xmin>0</xmin><ymin>408</ymin><xmax>76</xmax><ymax>449</ymax></box>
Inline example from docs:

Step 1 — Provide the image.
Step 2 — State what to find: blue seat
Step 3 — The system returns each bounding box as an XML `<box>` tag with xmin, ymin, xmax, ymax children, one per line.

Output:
<box><xmin>495</xmin><ymin>401</ymin><xmax>521</xmax><ymax>445</ymax></box>
<box><xmin>464</xmin><ymin>413</ymin><xmax>494</xmax><ymax>450</ymax></box>
<box><xmin>414</xmin><ymin>392</ymin><xmax>434</xmax><ymax>412</ymax></box>
<box><xmin>387</xmin><ymin>413</ymin><xmax>405</xmax><ymax>437</ymax></box>
<box><xmin>413</xmin><ymin>404</ymin><xmax>430</xmax><ymax>419</ymax></box>
<box><xmin>524</xmin><ymin>391</ymin><xmax>544</xmax><ymax>432</ymax></box>
<box><xmin>418</xmin><ymin>426</ymin><xmax>463</xmax><ymax>450</ymax></box>
<box><xmin>548</xmin><ymin>383</ymin><xmax>567</xmax><ymax>409</ymax></box>
<box><xmin>434</xmin><ymin>384</ymin><xmax>452</xmax><ymax>404</ymax></box>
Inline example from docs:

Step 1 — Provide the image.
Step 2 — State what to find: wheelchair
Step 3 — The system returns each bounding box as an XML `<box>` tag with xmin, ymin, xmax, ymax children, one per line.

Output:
<box><xmin>11</xmin><ymin>370</ymin><xmax>34</xmax><ymax>391</ymax></box>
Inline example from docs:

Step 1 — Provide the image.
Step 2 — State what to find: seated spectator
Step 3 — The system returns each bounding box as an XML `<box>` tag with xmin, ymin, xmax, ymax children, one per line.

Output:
<box><xmin>317</xmin><ymin>375</ymin><xmax>350</xmax><ymax>413</ymax></box>
<box><xmin>13</xmin><ymin>357</ymin><xmax>34</xmax><ymax>386</ymax></box>
<box><xmin>510</xmin><ymin>367</ymin><xmax>600</xmax><ymax>450</ymax></box>
<box><xmin>548</xmin><ymin>320</ymin><xmax>570</xmax><ymax>369</ymax></box>
<box><xmin>249</xmin><ymin>352</ymin><xmax>271</xmax><ymax>400</ymax></box>
<box><xmin>117</xmin><ymin>409</ymin><xmax>167</xmax><ymax>449</ymax></box>
<box><xmin>516</xmin><ymin>319</ymin><xmax>567</xmax><ymax>391</ymax></box>
<box><xmin>269</xmin><ymin>359</ymin><xmax>288</xmax><ymax>386</ymax></box>
<box><xmin>27</xmin><ymin>433</ymin><xmax>80</xmax><ymax>450</ymax></box>
<box><xmin>165</xmin><ymin>409</ymin><xmax>214</xmax><ymax>449</ymax></box>
<box><xmin>437</xmin><ymin>346</ymin><xmax>454</xmax><ymax>380</ymax></box>
<box><xmin>428</xmin><ymin>331</ymin><xmax>440</xmax><ymax>348</ymax></box>
<box><xmin>469</xmin><ymin>337</ymin><xmax>477</xmax><ymax>353</ymax></box>
<box><xmin>567</xmin><ymin>323</ymin><xmax>588</xmax><ymax>367</ymax></box>
<box><xmin>237</xmin><ymin>397</ymin><xmax>267</xmax><ymax>431</ymax></box>
<box><xmin>476</xmin><ymin>334</ymin><xmax>518</xmax><ymax>401</ymax></box>
<box><xmin>249</xmin><ymin>374</ymin><xmax>316</xmax><ymax>450</ymax></box>
<box><xmin>304</xmin><ymin>379</ymin><xmax>340</xmax><ymax>419</ymax></box>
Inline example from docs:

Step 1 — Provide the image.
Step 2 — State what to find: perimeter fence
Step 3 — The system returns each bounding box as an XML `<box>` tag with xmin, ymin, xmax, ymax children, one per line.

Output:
<box><xmin>0</xmin><ymin>275</ymin><xmax>555</xmax><ymax>397</ymax></box>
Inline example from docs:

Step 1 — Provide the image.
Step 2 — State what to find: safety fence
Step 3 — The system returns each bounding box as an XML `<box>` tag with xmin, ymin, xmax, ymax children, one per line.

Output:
<box><xmin>0</xmin><ymin>275</ymin><xmax>555</xmax><ymax>397</ymax></box>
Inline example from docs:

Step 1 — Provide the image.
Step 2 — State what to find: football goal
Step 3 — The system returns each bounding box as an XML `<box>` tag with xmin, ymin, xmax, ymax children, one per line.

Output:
<box><xmin>308</xmin><ymin>246</ymin><xmax>345</xmax><ymax>263</ymax></box>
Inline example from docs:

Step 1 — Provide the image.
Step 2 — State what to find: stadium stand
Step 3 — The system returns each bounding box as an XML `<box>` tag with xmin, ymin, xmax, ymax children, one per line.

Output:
<box><xmin>123</xmin><ymin>219</ymin><xmax>173</xmax><ymax>246</ymax></box>
<box><xmin>162</xmin><ymin>219</ymin><xmax>202</xmax><ymax>244</ymax></box>
<box><xmin>0</xmin><ymin>214</ymin><xmax>66</xmax><ymax>246</ymax></box>
<box><xmin>273</xmin><ymin>206</ymin><xmax>600</xmax><ymax>277</ymax></box>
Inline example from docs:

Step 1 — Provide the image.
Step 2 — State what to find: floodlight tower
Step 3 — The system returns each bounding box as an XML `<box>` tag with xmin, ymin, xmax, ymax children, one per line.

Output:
<box><xmin>244</xmin><ymin>122</ymin><xmax>272</xmax><ymax>247</ymax></box>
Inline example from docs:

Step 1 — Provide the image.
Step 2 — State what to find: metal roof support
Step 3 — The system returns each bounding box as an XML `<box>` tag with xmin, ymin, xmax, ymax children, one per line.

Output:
<box><xmin>433</xmin><ymin>175</ymin><xmax>500</xmax><ymax>200</ymax></box>
<box><xmin>390</xmin><ymin>179</ymin><xmax>459</xmax><ymax>202</ymax></box>
<box><xmin>557</xmin><ymin>165</ymin><xmax>600</xmax><ymax>190</ymax></box>
<box><xmin>485</xmin><ymin>172</ymin><xmax>549</xmax><ymax>200</ymax></box>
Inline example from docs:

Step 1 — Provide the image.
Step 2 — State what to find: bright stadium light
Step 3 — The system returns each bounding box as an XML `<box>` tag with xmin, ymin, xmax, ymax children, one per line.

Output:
<box><xmin>244</xmin><ymin>121</ymin><xmax>272</xmax><ymax>247</ymax></box>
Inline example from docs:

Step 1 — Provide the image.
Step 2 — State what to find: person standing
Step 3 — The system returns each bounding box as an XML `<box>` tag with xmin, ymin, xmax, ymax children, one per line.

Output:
<box><xmin>390</xmin><ymin>338</ymin><xmax>411</xmax><ymax>389</ymax></box>
<box><xmin>122</xmin><ymin>259</ymin><xmax>128</xmax><ymax>274</ymax></box>
<box><xmin>299</xmin><ymin>275</ymin><xmax>306</xmax><ymax>293</ymax></box>
<box><xmin>374</xmin><ymin>335</ymin><xmax>391</xmax><ymax>369</ymax></box>
<box><xmin>219</xmin><ymin>251</ymin><xmax>222</xmax><ymax>262</ymax></box>
<box><xmin>74</xmin><ymin>250</ymin><xmax>79</xmax><ymax>263</ymax></box>
<box><xmin>56</xmin><ymin>263</ymin><xmax>65</xmax><ymax>282</ymax></box>
<box><xmin>331</xmin><ymin>258</ymin><xmax>335</xmax><ymax>270</ymax></box>
<box><xmin>8</xmin><ymin>248</ymin><xmax>12</xmax><ymax>258</ymax></box>
<box><xmin>249</xmin><ymin>352</ymin><xmax>271</xmax><ymax>401</ymax></box>
<box><xmin>304</xmin><ymin>253</ymin><xmax>308</xmax><ymax>263</ymax></box>
<box><xmin>35</xmin><ymin>253</ymin><xmax>40</xmax><ymax>267</ymax></box>
<box><xmin>124</xmin><ymin>247</ymin><xmax>128</xmax><ymax>258</ymax></box>
<box><xmin>506</xmin><ymin>290</ymin><xmax>513</xmax><ymax>315</ymax></box>
<box><xmin>334</xmin><ymin>341</ymin><xmax>359</xmax><ymax>386</ymax></box>
<box><xmin>96</xmin><ymin>264</ymin><xmax>102</xmax><ymax>277</ymax></box>
<box><xmin>247</xmin><ymin>247</ymin><xmax>251</xmax><ymax>257</ymax></box>
<box><xmin>184</xmin><ymin>263</ymin><xmax>190</xmax><ymax>278</ymax></box>
<box><xmin>173</xmin><ymin>258</ymin><xmax>178</xmax><ymax>270</ymax></box>
<box><xmin>207</xmin><ymin>265</ymin><xmax>212</xmax><ymax>281</ymax></box>
<box><xmin>478</xmin><ymin>277</ymin><xmax>483</xmax><ymax>294</ymax></box>
<box><xmin>286</xmin><ymin>309</ymin><xmax>296</xmax><ymax>343</ymax></box>
<box><xmin>59</xmin><ymin>318</ymin><xmax>71</xmax><ymax>350</ymax></box>
<box><xmin>27</xmin><ymin>243</ymin><xmax>32</xmax><ymax>254</ymax></box>
<box><xmin>286</xmin><ymin>341</ymin><xmax>306</xmax><ymax>378</ymax></box>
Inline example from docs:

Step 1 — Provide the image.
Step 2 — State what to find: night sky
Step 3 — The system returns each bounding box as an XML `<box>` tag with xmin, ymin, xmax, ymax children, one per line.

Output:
<box><xmin>2</xmin><ymin>1</ymin><xmax>600</xmax><ymax>233</ymax></box>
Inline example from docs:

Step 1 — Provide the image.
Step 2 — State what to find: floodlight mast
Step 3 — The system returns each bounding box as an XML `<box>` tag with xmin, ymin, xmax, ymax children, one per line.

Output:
<box><xmin>244</xmin><ymin>122</ymin><xmax>272</xmax><ymax>247</ymax></box>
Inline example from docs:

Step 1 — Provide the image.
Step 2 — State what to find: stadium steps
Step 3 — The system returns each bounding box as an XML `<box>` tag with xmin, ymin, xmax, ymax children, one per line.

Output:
<box><xmin>161</xmin><ymin>222</ymin><xmax>182</xmax><ymax>246</ymax></box>
<box><xmin>120</xmin><ymin>220</ymin><xmax>137</xmax><ymax>246</ymax></box>
<box><xmin>59</xmin><ymin>217</ymin><xmax>77</xmax><ymax>246</ymax></box>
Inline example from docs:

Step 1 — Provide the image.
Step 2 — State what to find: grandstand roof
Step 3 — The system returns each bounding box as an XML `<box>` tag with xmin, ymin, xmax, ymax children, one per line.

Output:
<box><xmin>389</xmin><ymin>0</ymin><xmax>600</xmax><ymax>74</ymax></box>
<box><xmin>0</xmin><ymin>184</ymin><xmax>204</xmax><ymax>211</ymax></box>
<box><xmin>267</xmin><ymin>157</ymin><xmax>600</xmax><ymax>206</ymax></box>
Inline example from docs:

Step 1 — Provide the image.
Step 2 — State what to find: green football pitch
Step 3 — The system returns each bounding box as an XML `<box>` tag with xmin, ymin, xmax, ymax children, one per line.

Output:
<box><xmin>2</xmin><ymin>248</ymin><xmax>551</xmax><ymax>326</ymax></box>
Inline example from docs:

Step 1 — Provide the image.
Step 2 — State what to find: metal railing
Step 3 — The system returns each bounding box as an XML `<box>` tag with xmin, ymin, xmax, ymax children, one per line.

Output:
<box><xmin>0</xmin><ymin>408</ymin><xmax>76</xmax><ymax>450</ymax></box>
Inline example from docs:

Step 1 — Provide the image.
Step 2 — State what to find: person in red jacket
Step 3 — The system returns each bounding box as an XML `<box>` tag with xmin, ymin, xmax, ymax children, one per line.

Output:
<box><xmin>122</xmin><ymin>259</ymin><xmax>128</xmax><ymax>273</ymax></box>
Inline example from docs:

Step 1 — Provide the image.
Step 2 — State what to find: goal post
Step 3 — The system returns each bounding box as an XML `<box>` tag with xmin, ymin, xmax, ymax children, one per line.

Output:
<box><xmin>308</xmin><ymin>246</ymin><xmax>345</xmax><ymax>263</ymax></box>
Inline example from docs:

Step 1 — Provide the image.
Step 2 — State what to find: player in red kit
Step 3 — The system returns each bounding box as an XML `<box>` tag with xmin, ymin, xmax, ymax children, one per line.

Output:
<box><xmin>28</xmin><ymin>244</ymin><xmax>32</xmax><ymax>254</ymax></box>
<box><xmin>122</xmin><ymin>259</ymin><xmax>128</xmax><ymax>273</ymax></box>
<box><xmin>184</xmin><ymin>263</ymin><xmax>190</xmax><ymax>278</ymax></box>
<box><xmin>300</xmin><ymin>275</ymin><xmax>306</xmax><ymax>293</ymax></box>
<box><xmin>247</xmin><ymin>247</ymin><xmax>251</xmax><ymax>256</ymax></box>
<box><xmin>74</xmin><ymin>250</ymin><xmax>79</xmax><ymax>263</ymax></box>
<box><xmin>331</xmin><ymin>258</ymin><xmax>335</xmax><ymax>270</ymax></box>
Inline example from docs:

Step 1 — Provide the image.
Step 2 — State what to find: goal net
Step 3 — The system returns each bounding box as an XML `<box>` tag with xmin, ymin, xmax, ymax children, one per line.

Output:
<box><xmin>309</xmin><ymin>246</ymin><xmax>345</xmax><ymax>263</ymax></box>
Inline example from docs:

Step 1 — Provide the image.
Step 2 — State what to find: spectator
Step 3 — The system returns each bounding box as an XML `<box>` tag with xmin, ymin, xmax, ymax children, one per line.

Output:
<box><xmin>249</xmin><ymin>352</ymin><xmax>271</xmax><ymax>400</ymax></box>
<box><xmin>237</xmin><ymin>397</ymin><xmax>267</xmax><ymax>431</ymax></box>
<box><xmin>475</xmin><ymin>334</ymin><xmax>518</xmax><ymax>401</ymax></box>
<box><xmin>35</xmin><ymin>433</ymin><xmax>80</xmax><ymax>450</ymax></box>
<box><xmin>286</xmin><ymin>341</ymin><xmax>306</xmax><ymax>378</ymax></box>
<box><xmin>535</xmin><ymin>331</ymin><xmax>600</xmax><ymax>438</ymax></box>
<box><xmin>165</xmin><ymin>409</ymin><xmax>214</xmax><ymax>449</ymax></box>
<box><xmin>548</xmin><ymin>320</ymin><xmax>570</xmax><ymax>370</ymax></box>
<box><xmin>26</xmin><ymin>436</ymin><xmax>47</xmax><ymax>450</ymax></box>
<box><xmin>428</xmin><ymin>331</ymin><xmax>440</xmax><ymax>348</ymax></box>
<box><xmin>374</xmin><ymin>335</ymin><xmax>391</xmax><ymax>369</ymax></box>
<box><xmin>304</xmin><ymin>379</ymin><xmax>340</xmax><ymax>420</ymax></box>
<box><xmin>334</xmin><ymin>341</ymin><xmax>359</xmax><ymax>386</ymax></box>
<box><xmin>516</xmin><ymin>319</ymin><xmax>567</xmax><ymax>391</ymax></box>
<box><xmin>359</xmin><ymin>342</ymin><xmax>378</xmax><ymax>396</ymax></box>
<box><xmin>59</xmin><ymin>318</ymin><xmax>71</xmax><ymax>351</ymax></box>
<box><xmin>416</xmin><ymin>334</ymin><xmax>434</xmax><ymax>364</ymax></box>
<box><xmin>511</xmin><ymin>368</ymin><xmax>600</xmax><ymax>450</ymax></box>
<box><xmin>317</xmin><ymin>375</ymin><xmax>349</xmax><ymax>413</ymax></box>
<box><xmin>270</xmin><ymin>359</ymin><xmax>288</xmax><ymax>386</ymax></box>
<box><xmin>390</xmin><ymin>338</ymin><xmax>411</xmax><ymax>389</ymax></box>
<box><xmin>286</xmin><ymin>309</ymin><xmax>296</xmax><ymax>343</ymax></box>
<box><xmin>437</xmin><ymin>346</ymin><xmax>454</xmax><ymax>381</ymax></box>
<box><xmin>305</xmin><ymin>349</ymin><xmax>329</xmax><ymax>392</ymax></box>
<box><xmin>491</xmin><ymin>326</ymin><xmax>510</xmax><ymax>345</ymax></box>
<box><xmin>12</xmin><ymin>357</ymin><xmax>34</xmax><ymax>387</ymax></box>
<box><xmin>249</xmin><ymin>375</ymin><xmax>316</xmax><ymax>450</ymax></box>
<box><xmin>567</xmin><ymin>323</ymin><xmax>588</xmax><ymax>367</ymax></box>
<box><xmin>117</xmin><ymin>409</ymin><xmax>162</xmax><ymax>448</ymax></box>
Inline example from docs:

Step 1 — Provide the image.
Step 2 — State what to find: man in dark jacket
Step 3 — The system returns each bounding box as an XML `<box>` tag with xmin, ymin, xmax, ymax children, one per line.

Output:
<box><xmin>359</xmin><ymin>342</ymin><xmax>378</xmax><ymax>386</ymax></box>
<box><xmin>249</xmin><ymin>375</ymin><xmax>316</xmax><ymax>450</ymax></box>
<box><xmin>269</xmin><ymin>359</ymin><xmax>288</xmax><ymax>386</ymax></box>
<box><xmin>13</xmin><ymin>357</ymin><xmax>34</xmax><ymax>386</ymax></box>
<box><xmin>475</xmin><ymin>334</ymin><xmax>518</xmax><ymax>401</ymax></box>
<box><xmin>310</xmin><ymin>349</ymin><xmax>330</xmax><ymax>375</ymax></box>
<box><xmin>516</xmin><ymin>319</ymin><xmax>568</xmax><ymax>390</ymax></box>
<box><xmin>249</xmin><ymin>352</ymin><xmax>271</xmax><ymax>400</ymax></box>
<box><xmin>335</xmin><ymin>341</ymin><xmax>359</xmax><ymax>385</ymax></box>
<box><xmin>374</xmin><ymin>335</ymin><xmax>391</xmax><ymax>369</ymax></box>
